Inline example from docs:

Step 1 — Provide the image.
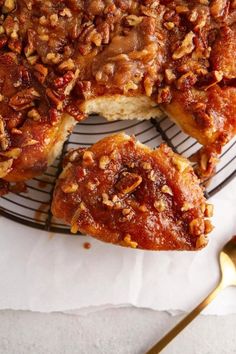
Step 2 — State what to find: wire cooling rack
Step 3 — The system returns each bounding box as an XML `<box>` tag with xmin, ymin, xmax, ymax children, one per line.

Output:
<box><xmin>0</xmin><ymin>113</ymin><xmax>236</xmax><ymax>233</ymax></box>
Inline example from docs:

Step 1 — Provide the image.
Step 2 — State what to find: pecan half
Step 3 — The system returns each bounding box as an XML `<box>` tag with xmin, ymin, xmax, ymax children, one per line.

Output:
<box><xmin>34</xmin><ymin>64</ymin><xmax>48</xmax><ymax>84</ymax></box>
<box><xmin>9</xmin><ymin>88</ymin><xmax>40</xmax><ymax>111</ymax></box>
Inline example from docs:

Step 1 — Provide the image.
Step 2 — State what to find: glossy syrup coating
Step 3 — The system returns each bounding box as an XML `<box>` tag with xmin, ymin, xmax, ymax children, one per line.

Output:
<box><xmin>52</xmin><ymin>133</ymin><xmax>214</xmax><ymax>250</ymax></box>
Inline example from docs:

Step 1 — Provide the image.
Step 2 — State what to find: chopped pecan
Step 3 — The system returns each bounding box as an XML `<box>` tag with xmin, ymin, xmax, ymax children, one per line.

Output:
<box><xmin>54</xmin><ymin>72</ymin><xmax>74</xmax><ymax>89</ymax></box>
<box><xmin>161</xmin><ymin>185</ymin><xmax>173</xmax><ymax>196</ymax></box>
<box><xmin>58</xmin><ymin>59</ymin><xmax>75</xmax><ymax>71</ymax></box>
<box><xmin>148</xmin><ymin>170</ymin><xmax>156</xmax><ymax>181</ymax></box>
<box><xmin>9</xmin><ymin>88</ymin><xmax>40</xmax><ymax>111</ymax></box>
<box><xmin>99</xmin><ymin>155</ymin><xmax>110</xmax><ymax>169</ymax></box>
<box><xmin>83</xmin><ymin>150</ymin><xmax>94</xmax><ymax>166</ymax></box>
<box><xmin>54</xmin><ymin>69</ymin><xmax>80</xmax><ymax>96</ymax></box>
<box><xmin>210</xmin><ymin>0</ymin><xmax>227</xmax><ymax>18</ymax></box>
<box><xmin>8</xmin><ymin>38</ymin><xmax>22</xmax><ymax>53</ymax></box>
<box><xmin>172</xmin><ymin>31</ymin><xmax>195</xmax><ymax>60</ymax></box>
<box><xmin>0</xmin><ymin>35</ymin><xmax>7</xmax><ymax>49</ymax></box>
<box><xmin>141</xmin><ymin>162</ymin><xmax>152</xmax><ymax>170</ymax></box>
<box><xmin>97</xmin><ymin>22</ymin><xmax>110</xmax><ymax>44</ymax></box>
<box><xmin>34</xmin><ymin>64</ymin><xmax>48</xmax><ymax>84</ymax></box>
<box><xmin>143</xmin><ymin>76</ymin><xmax>154</xmax><ymax>97</ymax></box>
<box><xmin>165</xmin><ymin>69</ymin><xmax>176</xmax><ymax>84</ymax></box>
<box><xmin>71</xmin><ymin>202</ymin><xmax>87</xmax><ymax>234</ymax></box>
<box><xmin>27</xmin><ymin>55</ymin><xmax>39</xmax><ymax>66</ymax></box>
<box><xmin>120</xmin><ymin>234</ymin><xmax>138</xmax><ymax>249</ymax></box>
<box><xmin>48</xmin><ymin>108</ymin><xmax>60</xmax><ymax>126</ymax></box>
<box><xmin>0</xmin><ymin>116</ymin><xmax>9</xmax><ymax>151</ymax></box>
<box><xmin>0</xmin><ymin>179</ymin><xmax>9</xmax><ymax>196</ymax></box>
<box><xmin>0</xmin><ymin>147</ymin><xmax>21</xmax><ymax>159</ymax></box>
<box><xmin>176</xmin><ymin>5</ymin><xmax>189</xmax><ymax>13</ymax></box>
<box><xmin>39</xmin><ymin>16</ymin><xmax>48</xmax><ymax>26</ymax></box>
<box><xmin>86</xmin><ymin>0</ymin><xmax>105</xmax><ymax>16</ymax></box>
<box><xmin>115</xmin><ymin>172</ymin><xmax>142</xmax><ymax>195</ymax></box>
<box><xmin>196</xmin><ymin>234</ymin><xmax>208</xmax><ymax>249</ymax></box>
<box><xmin>60</xmin><ymin>7</ymin><xmax>72</xmax><ymax>17</ymax></box>
<box><xmin>189</xmin><ymin>218</ymin><xmax>205</xmax><ymax>236</ymax></box>
<box><xmin>46</xmin><ymin>88</ymin><xmax>64</xmax><ymax>110</ymax></box>
<box><xmin>87</xmin><ymin>181</ymin><xmax>97</xmax><ymax>191</ymax></box>
<box><xmin>46</xmin><ymin>52</ymin><xmax>62</xmax><ymax>64</ymax></box>
<box><xmin>172</xmin><ymin>155</ymin><xmax>190</xmax><ymax>173</ymax></box>
<box><xmin>76</xmin><ymin>80</ymin><xmax>92</xmax><ymax>100</ymax></box>
<box><xmin>21</xmin><ymin>139</ymin><xmax>39</xmax><ymax>147</ymax></box>
<box><xmin>65</xmin><ymin>103</ymin><xmax>84</xmax><ymax>121</ymax></box>
<box><xmin>199</xmin><ymin>70</ymin><xmax>223</xmax><ymax>90</ymax></box>
<box><xmin>181</xmin><ymin>202</ymin><xmax>193</xmax><ymax>212</ymax></box>
<box><xmin>204</xmin><ymin>219</ymin><xmax>214</xmax><ymax>234</ymax></box>
<box><xmin>125</xmin><ymin>15</ymin><xmax>143</xmax><ymax>26</ymax></box>
<box><xmin>139</xmin><ymin>204</ymin><xmax>148</xmax><ymax>212</ymax></box>
<box><xmin>61</xmin><ymin>182</ymin><xmax>78</xmax><ymax>194</ymax></box>
<box><xmin>24</xmin><ymin>29</ymin><xmax>36</xmax><ymax>57</ymax></box>
<box><xmin>50</xmin><ymin>14</ymin><xmax>59</xmax><ymax>27</ymax></box>
<box><xmin>164</xmin><ymin>22</ymin><xmax>175</xmax><ymax>30</ymax></box>
<box><xmin>27</xmin><ymin>109</ymin><xmax>41</xmax><ymax>121</ymax></box>
<box><xmin>176</xmin><ymin>72</ymin><xmax>197</xmax><ymax>90</ymax></box>
<box><xmin>2</xmin><ymin>0</ymin><xmax>16</xmax><ymax>13</ymax></box>
<box><xmin>123</xmin><ymin>81</ymin><xmax>138</xmax><ymax>94</ymax></box>
<box><xmin>0</xmin><ymin>158</ymin><xmax>13</xmax><ymax>178</ymax></box>
<box><xmin>39</xmin><ymin>34</ymin><xmax>49</xmax><ymax>42</ymax></box>
<box><xmin>11</xmin><ymin>128</ymin><xmax>22</xmax><ymax>135</ymax></box>
<box><xmin>102</xmin><ymin>193</ymin><xmax>114</xmax><ymax>207</ymax></box>
<box><xmin>154</xmin><ymin>200</ymin><xmax>166</xmax><ymax>212</ymax></box>
<box><xmin>157</xmin><ymin>86</ymin><xmax>172</xmax><ymax>104</ymax></box>
<box><xmin>3</xmin><ymin>15</ymin><xmax>19</xmax><ymax>38</ymax></box>
<box><xmin>205</xmin><ymin>204</ymin><xmax>214</xmax><ymax>217</ymax></box>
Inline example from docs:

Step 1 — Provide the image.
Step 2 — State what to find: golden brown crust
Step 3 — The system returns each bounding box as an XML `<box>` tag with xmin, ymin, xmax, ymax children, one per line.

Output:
<box><xmin>52</xmin><ymin>133</ymin><xmax>213</xmax><ymax>250</ymax></box>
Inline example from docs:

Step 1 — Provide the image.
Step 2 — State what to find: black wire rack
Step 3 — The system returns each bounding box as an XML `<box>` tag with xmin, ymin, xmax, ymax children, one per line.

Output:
<box><xmin>0</xmin><ymin>113</ymin><xmax>236</xmax><ymax>234</ymax></box>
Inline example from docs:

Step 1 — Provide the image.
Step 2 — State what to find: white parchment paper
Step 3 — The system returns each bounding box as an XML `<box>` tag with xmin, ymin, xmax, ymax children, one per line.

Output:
<box><xmin>0</xmin><ymin>179</ymin><xmax>235</xmax><ymax>315</ymax></box>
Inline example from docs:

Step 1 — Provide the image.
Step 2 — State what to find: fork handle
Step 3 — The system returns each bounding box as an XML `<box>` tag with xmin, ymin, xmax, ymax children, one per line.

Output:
<box><xmin>146</xmin><ymin>282</ymin><xmax>225</xmax><ymax>354</ymax></box>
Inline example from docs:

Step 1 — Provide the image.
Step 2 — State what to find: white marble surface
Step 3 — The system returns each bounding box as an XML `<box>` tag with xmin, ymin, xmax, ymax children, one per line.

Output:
<box><xmin>0</xmin><ymin>308</ymin><xmax>236</xmax><ymax>354</ymax></box>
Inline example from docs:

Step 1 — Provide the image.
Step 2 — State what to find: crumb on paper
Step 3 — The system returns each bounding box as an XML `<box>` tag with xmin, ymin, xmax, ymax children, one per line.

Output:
<box><xmin>83</xmin><ymin>242</ymin><xmax>91</xmax><ymax>250</ymax></box>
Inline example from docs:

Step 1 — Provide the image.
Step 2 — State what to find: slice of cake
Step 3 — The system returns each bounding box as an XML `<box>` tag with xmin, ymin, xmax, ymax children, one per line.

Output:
<box><xmin>52</xmin><ymin>133</ymin><xmax>214</xmax><ymax>250</ymax></box>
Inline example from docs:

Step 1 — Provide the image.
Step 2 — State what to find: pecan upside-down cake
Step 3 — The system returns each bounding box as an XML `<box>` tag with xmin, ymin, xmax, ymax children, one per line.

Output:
<box><xmin>0</xmin><ymin>0</ymin><xmax>234</xmax><ymax>248</ymax></box>
<box><xmin>0</xmin><ymin>0</ymin><xmax>235</xmax><ymax>185</ymax></box>
<box><xmin>52</xmin><ymin>133</ymin><xmax>214</xmax><ymax>250</ymax></box>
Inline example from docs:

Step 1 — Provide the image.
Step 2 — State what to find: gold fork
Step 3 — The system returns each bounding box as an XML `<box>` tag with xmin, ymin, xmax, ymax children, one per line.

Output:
<box><xmin>146</xmin><ymin>236</ymin><xmax>236</xmax><ymax>354</ymax></box>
